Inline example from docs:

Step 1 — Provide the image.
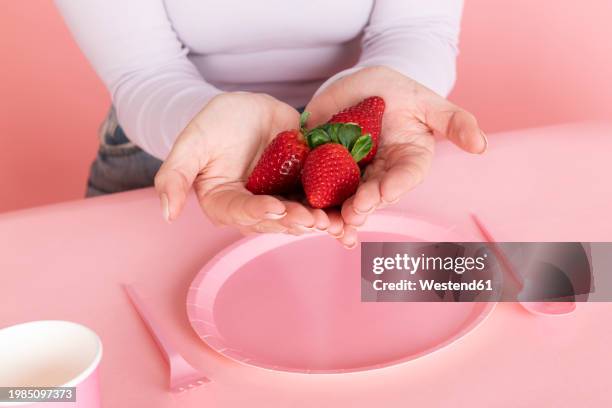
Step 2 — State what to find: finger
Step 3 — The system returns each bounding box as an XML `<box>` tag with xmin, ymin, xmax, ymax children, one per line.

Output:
<box><xmin>311</xmin><ymin>209</ymin><xmax>331</xmax><ymax>231</ymax></box>
<box><xmin>353</xmin><ymin>179</ymin><xmax>381</xmax><ymax>213</ymax></box>
<box><xmin>237</xmin><ymin>222</ymin><xmax>287</xmax><ymax>235</ymax></box>
<box><xmin>199</xmin><ymin>186</ymin><xmax>287</xmax><ymax>227</ymax></box>
<box><xmin>337</xmin><ymin>224</ymin><xmax>359</xmax><ymax>249</ymax></box>
<box><xmin>379</xmin><ymin>165</ymin><xmax>423</xmax><ymax>205</ymax></box>
<box><xmin>286</xmin><ymin>226</ymin><xmax>308</xmax><ymax>236</ymax></box>
<box><xmin>420</xmin><ymin>94</ymin><xmax>487</xmax><ymax>154</ymax></box>
<box><xmin>341</xmin><ymin>196</ymin><xmax>368</xmax><ymax>227</ymax></box>
<box><xmin>342</xmin><ymin>179</ymin><xmax>381</xmax><ymax>227</ymax></box>
<box><xmin>379</xmin><ymin>146</ymin><xmax>432</xmax><ymax>204</ymax></box>
<box><xmin>279</xmin><ymin>201</ymin><xmax>316</xmax><ymax>231</ymax></box>
<box><xmin>304</xmin><ymin>94</ymin><xmax>337</xmax><ymax>128</ymax></box>
<box><xmin>304</xmin><ymin>85</ymin><xmax>358</xmax><ymax>128</ymax></box>
<box><xmin>154</xmin><ymin>130</ymin><xmax>202</xmax><ymax>222</ymax></box>
<box><xmin>376</xmin><ymin>199</ymin><xmax>397</xmax><ymax>210</ymax></box>
<box><xmin>253</xmin><ymin>220</ymin><xmax>289</xmax><ymax>234</ymax></box>
<box><xmin>326</xmin><ymin>210</ymin><xmax>344</xmax><ymax>238</ymax></box>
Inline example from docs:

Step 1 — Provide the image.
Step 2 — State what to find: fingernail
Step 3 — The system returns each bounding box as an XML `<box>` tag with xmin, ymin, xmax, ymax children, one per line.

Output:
<box><xmin>291</xmin><ymin>223</ymin><xmax>314</xmax><ymax>233</ymax></box>
<box><xmin>160</xmin><ymin>193</ymin><xmax>171</xmax><ymax>223</ymax></box>
<box><xmin>344</xmin><ymin>241</ymin><xmax>358</xmax><ymax>250</ymax></box>
<box><xmin>479</xmin><ymin>130</ymin><xmax>488</xmax><ymax>154</ymax></box>
<box><xmin>381</xmin><ymin>197</ymin><xmax>400</xmax><ymax>205</ymax></box>
<box><xmin>330</xmin><ymin>228</ymin><xmax>345</xmax><ymax>239</ymax></box>
<box><xmin>353</xmin><ymin>205</ymin><xmax>375</xmax><ymax>215</ymax></box>
<box><xmin>264</xmin><ymin>211</ymin><xmax>287</xmax><ymax>220</ymax></box>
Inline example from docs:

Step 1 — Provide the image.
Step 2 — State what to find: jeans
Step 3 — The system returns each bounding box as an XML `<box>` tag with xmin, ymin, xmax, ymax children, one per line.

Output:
<box><xmin>86</xmin><ymin>108</ymin><xmax>162</xmax><ymax>197</ymax></box>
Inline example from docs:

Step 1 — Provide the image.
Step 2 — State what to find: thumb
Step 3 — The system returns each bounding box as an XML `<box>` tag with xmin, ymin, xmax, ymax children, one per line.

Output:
<box><xmin>154</xmin><ymin>131</ymin><xmax>203</xmax><ymax>222</ymax></box>
<box><xmin>421</xmin><ymin>94</ymin><xmax>488</xmax><ymax>154</ymax></box>
<box><xmin>304</xmin><ymin>90</ymin><xmax>344</xmax><ymax>128</ymax></box>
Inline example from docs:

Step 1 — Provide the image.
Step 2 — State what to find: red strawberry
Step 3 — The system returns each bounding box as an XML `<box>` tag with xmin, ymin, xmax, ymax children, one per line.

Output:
<box><xmin>302</xmin><ymin>128</ymin><xmax>373</xmax><ymax>208</ymax></box>
<box><xmin>328</xmin><ymin>96</ymin><xmax>385</xmax><ymax>165</ymax></box>
<box><xmin>246</xmin><ymin>112</ymin><xmax>310</xmax><ymax>195</ymax></box>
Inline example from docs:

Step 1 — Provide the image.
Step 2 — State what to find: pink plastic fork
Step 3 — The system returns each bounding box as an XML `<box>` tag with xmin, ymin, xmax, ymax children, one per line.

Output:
<box><xmin>123</xmin><ymin>284</ymin><xmax>210</xmax><ymax>392</ymax></box>
<box><xmin>470</xmin><ymin>214</ymin><xmax>575</xmax><ymax>316</ymax></box>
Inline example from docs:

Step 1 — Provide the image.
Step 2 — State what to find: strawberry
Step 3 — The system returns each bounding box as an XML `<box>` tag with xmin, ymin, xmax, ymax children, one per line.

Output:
<box><xmin>246</xmin><ymin>112</ymin><xmax>310</xmax><ymax>195</ymax></box>
<box><xmin>302</xmin><ymin>123</ymin><xmax>373</xmax><ymax>208</ymax></box>
<box><xmin>327</xmin><ymin>96</ymin><xmax>385</xmax><ymax>165</ymax></box>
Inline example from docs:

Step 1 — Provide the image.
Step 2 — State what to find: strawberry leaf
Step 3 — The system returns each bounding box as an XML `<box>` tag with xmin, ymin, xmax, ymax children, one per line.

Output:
<box><xmin>338</xmin><ymin>123</ymin><xmax>362</xmax><ymax>150</ymax></box>
<box><xmin>326</xmin><ymin>124</ymin><xmax>341</xmax><ymax>143</ymax></box>
<box><xmin>307</xmin><ymin>128</ymin><xmax>330</xmax><ymax>148</ymax></box>
<box><xmin>306</xmin><ymin>122</ymin><xmax>364</xmax><ymax>151</ymax></box>
<box><xmin>350</xmin><ymin>134</ymin><xmax>373</xmax><ymax>163</ymax></box>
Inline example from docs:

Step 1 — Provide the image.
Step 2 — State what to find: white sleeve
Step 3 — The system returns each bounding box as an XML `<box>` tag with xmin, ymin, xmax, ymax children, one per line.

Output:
<box><xmin>54</xmin><ymin>0</ymin><xmax>221</xmax><ymax>159</ymax></box>
<box><xmin>317</xmin><ymin>0</ymin><xmax>463</xmax><ymax>97</ymax></box>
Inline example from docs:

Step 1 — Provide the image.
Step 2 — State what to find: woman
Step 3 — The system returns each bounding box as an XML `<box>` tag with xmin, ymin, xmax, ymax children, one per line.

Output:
<box><xmin>55</xmin><ymin>0</ymin><xmax>486</xmax><ymax>248</ymax></box>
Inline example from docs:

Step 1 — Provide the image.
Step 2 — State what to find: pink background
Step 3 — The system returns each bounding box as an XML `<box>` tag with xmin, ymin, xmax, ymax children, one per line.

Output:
<box><xmin>2</xmin><ymin>0</ymin><xmax>612</xmax><ymax>213</ymax></box>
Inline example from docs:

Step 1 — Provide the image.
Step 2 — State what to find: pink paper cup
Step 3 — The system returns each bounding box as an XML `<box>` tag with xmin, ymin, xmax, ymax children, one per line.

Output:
<box><xmin>0</xmin><ymin>320</ymin><xmax>102</xmax><ymax>407</ymax></box>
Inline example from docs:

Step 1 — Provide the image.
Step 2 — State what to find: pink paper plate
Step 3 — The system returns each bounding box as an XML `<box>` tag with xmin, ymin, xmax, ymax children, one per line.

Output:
<box><xmin>187</xmin><ymin>212</ymin><xmax>496</xmax><ymax>373</ymax></box>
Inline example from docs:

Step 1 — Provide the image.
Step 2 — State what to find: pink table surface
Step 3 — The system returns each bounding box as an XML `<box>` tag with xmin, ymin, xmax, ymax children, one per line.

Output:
<box><xmin>1</xmin><ymin>122</ymin><xmax>612</xmax><ymax>407</ymax></box>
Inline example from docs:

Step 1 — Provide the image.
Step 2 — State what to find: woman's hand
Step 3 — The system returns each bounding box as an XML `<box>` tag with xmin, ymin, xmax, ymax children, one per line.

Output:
<box><xmin>305</xmin><ymin>66</ymin><xmax>487</xmax><ymax>228</ymax></box>
<box><xmin>154</xmin><ymin>92</ymin><xmax>344</xmax><ymax>237</ymax></box>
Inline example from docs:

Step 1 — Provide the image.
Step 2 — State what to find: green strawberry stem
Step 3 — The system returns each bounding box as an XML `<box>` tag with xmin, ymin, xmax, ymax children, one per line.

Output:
<box><xmin>304</xmin><ymin>122</ymin><xmax>372</xmax><ymax>163</ymax></box>
<box><xmin>350</xmin><ymin>134</ymin><xmax>372</xmax><ymax>163</ymax></box>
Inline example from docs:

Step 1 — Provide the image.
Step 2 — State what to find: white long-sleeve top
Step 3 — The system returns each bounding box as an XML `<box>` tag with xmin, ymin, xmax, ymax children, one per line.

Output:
<box><xmin>55</xmin><ymin>0</ymin><xmax>463</xmax><ymax>159</ymax></box>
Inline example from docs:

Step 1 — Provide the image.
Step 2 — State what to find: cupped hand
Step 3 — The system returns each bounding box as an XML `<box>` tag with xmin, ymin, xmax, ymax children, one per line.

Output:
<box><xmin>154</xmin><ymin>92</ymin><xmax>343</xmax><ymax>236</ymax></box>
<box><xmin>305</xmin><ymin>66</ymin><xmax>487</xmax><ymax>229</ymax></box>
